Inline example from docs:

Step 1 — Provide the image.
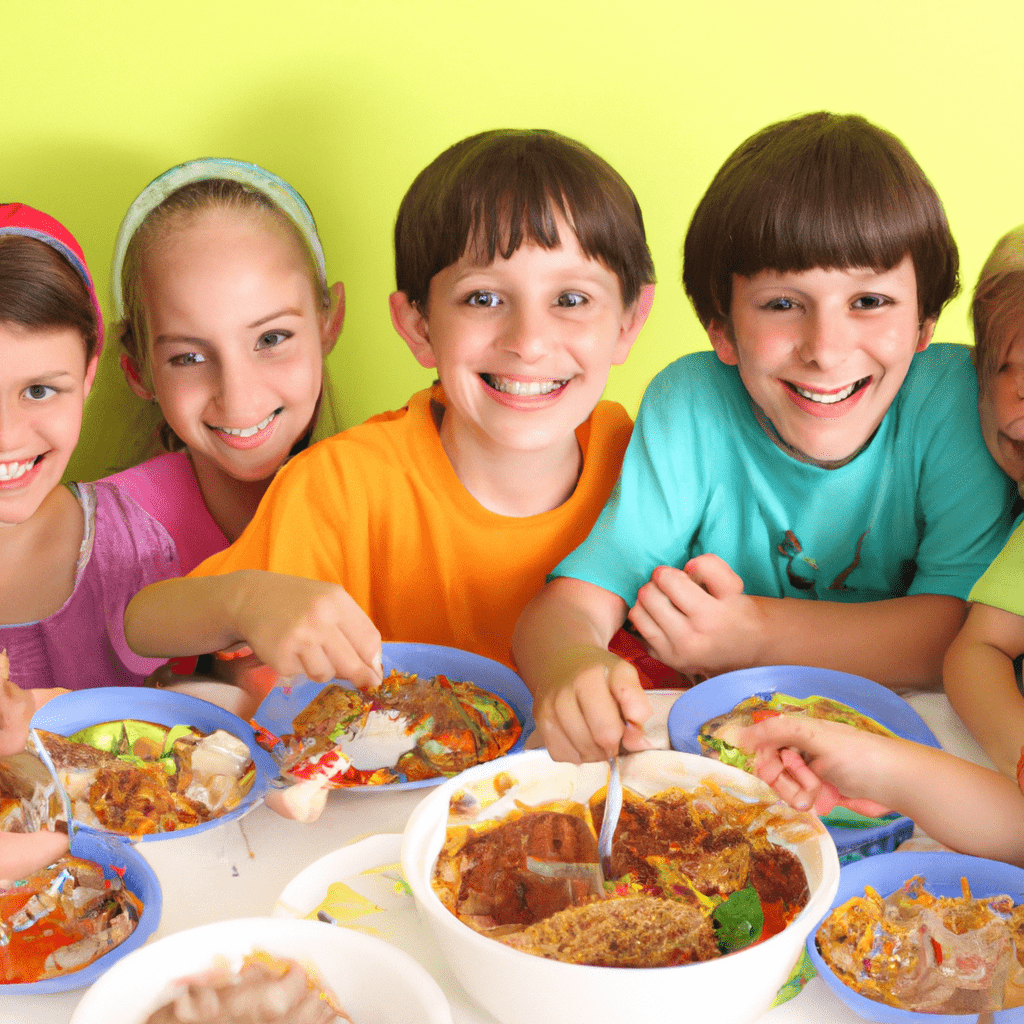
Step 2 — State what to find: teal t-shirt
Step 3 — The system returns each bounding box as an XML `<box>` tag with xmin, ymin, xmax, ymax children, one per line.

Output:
<box><xmin>556</xmin><ymin>344</ymin><xmax>1014</xmax><ymax>606</ymax></box>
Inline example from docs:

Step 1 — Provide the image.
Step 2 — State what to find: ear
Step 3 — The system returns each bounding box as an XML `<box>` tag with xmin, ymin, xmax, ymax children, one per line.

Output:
<box><xmin>120</xmin><ymin>353</ymin><xmax>154</xmax><ymax>401</ymax></box>
<box><xmin>707</xmin><ymin>318</ymin><xmax>740</xmax><ymax>366</ymax></box>
<box><xmin>611</xmin><ymin>283</ymin><xmax>655</xmax><ymax>365</ymax></box>
<box><xmin>83</xmin><ymin>353</ymin><xmax>99</xmax><ymax>400</ymax></box>
<box><xmin>321</xmin><ymin>281</ymin><xmax>345</xmax><ymax>355</ymax></box>
<box><xmin>916</xmin><ymin>317</ymin><xmax>936</xmax><ymax>353</ymax></box>
<box><xmin>389</xmin><ymin>291</ymin><xmax>436</xmax><ymax>369</ymax></box>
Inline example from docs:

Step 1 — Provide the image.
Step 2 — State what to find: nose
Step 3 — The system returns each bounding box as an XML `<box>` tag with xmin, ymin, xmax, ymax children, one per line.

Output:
<box><xmin>796</xmin><ymin>309</ymin><xmax>847</xmax><ymax>370</ymax></box>
<box><xmin>211</xmin><ymin>351</ymin><xmax>275</xmax><ymax>424</ymax></box>
<box><xmin>502</xmin><ymin>304</ymin><xmax>549</xmax><ymax>364</ymax></box>
<box><xmin>0</xmin><ymin>395</ymin><xmax>28</xmax><ymax>450</ymax></box>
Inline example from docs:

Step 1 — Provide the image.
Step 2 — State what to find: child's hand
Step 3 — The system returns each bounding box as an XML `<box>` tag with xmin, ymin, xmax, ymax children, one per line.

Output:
<box><xmin>532</xmin><ymin>646</ymin><xmax>654</xmax><ymax>763</ymax></box>
<box><xmin>232</xmin><ymin>573</ymin><xmax>383</xmax><ymax>692</ymax></box>
<box><xmin>628</xmin><ymin>555</ymin><xmax>766</xmax><ymax>676</ymax></box>
<box><xmin>737</xmin><ymin>716</ymin><xmax>893</xmax><ymax>818</ymax></box>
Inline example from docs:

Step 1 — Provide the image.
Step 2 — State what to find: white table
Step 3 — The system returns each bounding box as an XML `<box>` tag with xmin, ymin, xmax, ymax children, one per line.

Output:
<box><xmin>0</xmin><ymin>690</ymin><xmax>997</xmax><ymax>1024</ymax></box>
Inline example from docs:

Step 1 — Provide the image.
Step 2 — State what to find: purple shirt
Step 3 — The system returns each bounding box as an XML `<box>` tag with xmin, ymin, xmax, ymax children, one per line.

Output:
<box><xmin>2</xmin><ymin>481</ymin><xmax>178</xmax><ymax>690</ymax></box>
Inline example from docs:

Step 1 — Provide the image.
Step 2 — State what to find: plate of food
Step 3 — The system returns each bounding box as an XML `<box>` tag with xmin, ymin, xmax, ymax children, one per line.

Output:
<box><xmin>29</xmin><ymin>687</ymin><xmax>277</xmax><ymax>841</ymax></box>
<box><xmin>69</xmin><ymin>916</ymin><xmax>453</xmax><ymax>1024</ymax></box>
<box><xmin>809</xmin><ymin>850</ymin><xmax>1024</xmax><ymax>1021</ymax></box>
<box><xmin>666</xmin><ymin>665</ymin><xmax>942</xmax><ymax>862</ymax></box>
<box><xmin>252</xmin><ymin>642</ymin><xmax>534</xmax><ymax>792</ymax></box>
<box><xmin>2</xmin><ymin>828</ymin><xmax>161</xmax><ymax>993</ymax></box>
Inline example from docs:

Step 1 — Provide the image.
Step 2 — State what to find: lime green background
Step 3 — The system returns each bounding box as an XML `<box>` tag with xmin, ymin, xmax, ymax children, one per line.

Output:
<box><xmin>3</xmin><ymin>0</ymin><xmax>1021</xmax><ymax>481</ymax></box>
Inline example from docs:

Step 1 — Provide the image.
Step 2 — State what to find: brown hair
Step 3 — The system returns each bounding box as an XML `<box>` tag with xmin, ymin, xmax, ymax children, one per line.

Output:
<box><xmin>394</xmin><ymin>129</ymin><xmax>655</xmax><ymax>309</ymax></box>
<box><xmin>118</xmin><ymin>178</ymin><xmax>330</xmax><ymax>452</ymax></box>
<box><xmin>972</xmin><ymin>224</ymin><xmax>1024</xmax><ymax>395</ymax></box>
<box><xmin>683</xmin><ymin>112</ymin><xmax>960</xmax><ymax>327</ymax></box>
<box><xmin>0</xmin><ymin>235</ymin><xmax>99</xmax><ymax>360</ymax></box>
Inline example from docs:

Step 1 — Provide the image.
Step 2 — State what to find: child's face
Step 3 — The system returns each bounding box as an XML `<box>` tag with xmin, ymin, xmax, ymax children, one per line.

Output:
<box><xmin>0</xmin><ymin>324</ymin><xmax>96</xmax><ymax>528</ymax></box>
<box><xmin>392</xmin><ymin>214</ymin><xmax>650</xmax><ymax>464</ymax></box>
<box><xmin>140</xmin><ymin>207</ymin><xmax>339</xmax><ymax>484</ymax></box>
<box><xmin>978</xmin><ymin>334</ymin><xmax>1024</xmax><ymax>483</ymax></box>
<box><xmin>708</xmin><ymin>256</ymin><xmax>931</xmax><ymax>463</ymax></box>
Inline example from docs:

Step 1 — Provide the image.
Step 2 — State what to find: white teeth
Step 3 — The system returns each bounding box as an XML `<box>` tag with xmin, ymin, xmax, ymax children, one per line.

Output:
<box><xmin>0</xmin><ymin>457</ymin><xmax>37</xmax><ymax>481</ymax></box>
<box><xmin>484</xmin><ymin>375</ymin><xmax>567</xmax><ymax>396</ymax></box>
<box><xmin>792</xmin><ymin>378</ymin><xmax>865</xmax><ymax>405</ymax></box>
<box><xmin>217</xmin><ymin>410</ymin><xmax>278</xmax><ymax>437</ymax></box>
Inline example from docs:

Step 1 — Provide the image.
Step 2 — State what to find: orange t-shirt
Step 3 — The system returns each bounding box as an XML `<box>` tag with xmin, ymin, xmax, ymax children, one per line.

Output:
<box><xmin>191</xmin><ymin>386</ymin><xmax>633</xmax><ymax>670</ymax></box>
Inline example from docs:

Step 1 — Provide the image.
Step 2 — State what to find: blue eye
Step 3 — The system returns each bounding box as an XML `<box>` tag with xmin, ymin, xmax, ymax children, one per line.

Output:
<box><xmin>256</xmin><ymin>330</ymin><xmax>291</xmax><ymax>350</ymax></box>
<box><xmin>556</xmin><ymin>292</ymin><xmax>587</xmax><ymax>308</ymax></box>
<box><xmin>169</xmin><ymin>352</ymin><xmax>205</xmax><ymax>367</ymax></box>
<box><xmin>466</xmin><ymin>291</ymin><xmax>500</xmax><ymax>308</ymax></box>
<box><xmin>24</xmin><ymin>384</ymin><xmax>56</xmax><ymax>401</ymax></box>
<box><xmin>765</xmin><ymin>297</ymin><xmax>796</xmax><ymax>312</ymax></box>
<box><xmin>852</xmin><ymin>295</ymin><xmax>889</xmax><ymax>310</ymax></box>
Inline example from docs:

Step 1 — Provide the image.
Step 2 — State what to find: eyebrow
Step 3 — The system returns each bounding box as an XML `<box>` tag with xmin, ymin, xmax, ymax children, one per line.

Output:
<box><xmin>22</xmin><ymin>370</ymin><xmax>75</xmax><ymax>384</ymax></box>
<box><xmin>248</xmin><ymin>307</ymin><xmax>302</xmax><ymax>330</ymax></box>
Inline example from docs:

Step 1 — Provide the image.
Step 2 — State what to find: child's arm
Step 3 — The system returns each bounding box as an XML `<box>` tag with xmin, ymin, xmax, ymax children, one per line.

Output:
<box><xmin>512</xmin><ymin>577</ymin><xmax>654</xmax><ymax>762</ymax></box>
<box><xmin>943</xmin><ymin>602</ymin><xmax>1024</xmax><ymax>777</ymax></box>
<box><xmin>629</xmin><ymin>555</ymin><xmax>966</xmax><ymax>689</ymax></box>
<box><xmin>739</xmin><ymin>716</ymin><xmax>1024</xmax><ymax>866</ymax></box>
<box><xmin>124</xmin><ymin>571</ymin><xmax>383</xmax><ymax>691</ymax></box>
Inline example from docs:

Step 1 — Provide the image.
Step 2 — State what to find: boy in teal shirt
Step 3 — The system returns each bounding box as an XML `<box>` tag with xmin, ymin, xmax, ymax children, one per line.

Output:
<box><xmin>514</xmin><ymin>112</ymin><xmax>1015</xmax><ymax>763</ymax></box>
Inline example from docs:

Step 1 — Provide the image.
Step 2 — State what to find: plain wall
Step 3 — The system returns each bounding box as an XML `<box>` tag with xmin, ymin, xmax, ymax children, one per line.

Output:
<box><xmin>3</xmin><ymin>0</ymin><xmax>1021</xmax><ymax>480</ymax></box>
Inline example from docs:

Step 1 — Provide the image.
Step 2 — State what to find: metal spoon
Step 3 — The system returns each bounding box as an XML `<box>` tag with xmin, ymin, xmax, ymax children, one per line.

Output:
<box><xmin>597</xmin><ymin>756</ymin><xmax>622</xmax><ymax>881</ymax></box>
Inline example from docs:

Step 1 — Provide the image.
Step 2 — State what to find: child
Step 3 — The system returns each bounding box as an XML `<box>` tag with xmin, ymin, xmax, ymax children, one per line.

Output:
<box><xmin>0</xmin><ymin>203</ymin><xmax>173</xmax><ymax>690</ymax></box>
<box><xmin>105</xmin><ymin>157</ymin><xmax>344</xmax><ymax>567</ymax></box>
<box><xmin>943</xmin><ymin>225</ymin><xmax>1024</xmax><ymax>777</ymax></box>
<box><xmin>123</xmin><ymin>129</ymin><xmax>654</xmax><ymax>698</ymax></box>
<box><xmin>512</xmin><ymin>112</ymin><xmax>1016</xmax><ymax>764</ymax></box>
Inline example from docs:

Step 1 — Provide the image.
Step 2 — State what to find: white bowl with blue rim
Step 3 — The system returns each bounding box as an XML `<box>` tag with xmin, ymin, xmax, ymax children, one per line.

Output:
<box><xmin>30</xmin><ymin>687</ymin><xmax>276</xmax><ymax>842</ymax></box>
<box><xmin>809</xmin><ymin>850</ymin><xmax>1024</xmax><ymax>1022</ymax></box>
<box><xmin>667</xmin><ymin>665</ymin><xmax>941</xmax><ymax>862</ymax></box>
<box><xmin>3</xmin><ymin>828</ymin><xmax>161</xmax><ymax>993</ymax></box>
<box><xmin>253</xmin><ymin>641</ymin><xmax>535</xmax><ymax>792</ymax></box>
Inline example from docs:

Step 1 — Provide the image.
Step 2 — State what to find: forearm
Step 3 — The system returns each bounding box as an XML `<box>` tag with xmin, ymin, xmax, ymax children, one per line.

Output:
<box><xmin>870</xmin><ymin>739</ymin><xmax>1024</xmax><ymax>865</ymax></box>
<box><xmin>944</xmin><ymin>615</ymin><xmax>1024</xmax><ymax>778</ymax></box>
<box><xmin>125</xmin><ymin>573</ymin><xmax>254</xmax><ymax>658</ymax></box>
<box><xmin>751</xmin><ymin>593</ymin><xmax>966</xmax><ymax>689</ymax></box>
<box><xmin>512</xmin><ymin>577</ymin><xmax>627</xmax><ymax>698</ymax></box>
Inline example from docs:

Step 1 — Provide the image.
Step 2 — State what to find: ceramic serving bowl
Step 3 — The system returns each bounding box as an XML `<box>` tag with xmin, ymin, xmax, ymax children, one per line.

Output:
<box><xmin>402</xmin><ymin>748</ymin><xmax>840</xmax><ymax>1024</ymax></box>
<box><xmin>69</xmin><ymin>916</ymin><xmax>452</xmax><ymax>1024</ymax></box>
<box><xmin>3</xmin><ymin>829</ymin><xmax>162</xmax><ymax>994</ymax></box>
<box><xmin>809</xmin><ymin>850</ymin><xmax>1024</xmax><ymax>1023</ymax></box>
<box><xmin>30</xmin><ymin>687</ymin><xmax>277</xmax><ymax>842</ymax></box>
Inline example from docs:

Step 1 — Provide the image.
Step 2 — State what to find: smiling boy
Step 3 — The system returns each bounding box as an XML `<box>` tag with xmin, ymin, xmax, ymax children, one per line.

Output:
<box><xmin>123</xmin><ymin>130</ymin><xmax>654</xmax><ymax>692</ymax></box>
<box><xmin>513</xmin><ymin>112</ymin><xmax>1016</xmax><ymax>763</ymax></box>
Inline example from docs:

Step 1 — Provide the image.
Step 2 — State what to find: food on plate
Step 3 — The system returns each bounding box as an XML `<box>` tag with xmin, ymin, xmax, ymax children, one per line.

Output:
<box><xmin>0</xmin><ymin>853</ymin><xmax>142</xmax><ymax>983</ymax></box>
<box><xmin>270</xmin><ymin>670</ymin><xmax>521</xmax><ymax>788</ymax></box>
<box><xmin>817</xmin><ymin>875</ymin><xmax>1024</xmax><ymax>1013</ymax></box>
<box><xmin>143</xmin><ymin>949</ymin><xmax>351</xmax><ymax>1024</ymax></box>
<box><xmin>38</xmin><ymin>721</ymin><xmax>256</xmax><ymax>836</ymax></box>
<box><xmin>698</xmin><ymin>692</ymin><xmax>896</xmax><ymax>772</ymax></box>
<box><xmin>432</xmin><ymin>776</ymin><xmax>811</xmax><ymax>967</ymax></box>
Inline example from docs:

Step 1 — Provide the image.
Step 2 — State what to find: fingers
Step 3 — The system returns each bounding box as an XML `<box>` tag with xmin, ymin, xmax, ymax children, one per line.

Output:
<box><xmin>682</xmin><ymin>553</ymin><xmax>745</xmax><ymax>598</ymax></box>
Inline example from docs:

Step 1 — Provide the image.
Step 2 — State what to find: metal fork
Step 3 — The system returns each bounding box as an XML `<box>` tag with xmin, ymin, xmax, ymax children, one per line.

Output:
<box><xmin>597</xmin><ymin>756</ymin><xmax>622</xmax><ymax>880</ymax></box>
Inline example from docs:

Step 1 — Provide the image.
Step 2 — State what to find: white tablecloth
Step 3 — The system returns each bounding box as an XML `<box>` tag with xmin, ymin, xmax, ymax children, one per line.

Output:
<box><xmin>0</xmin><ymin>689</ymin><xmax>997</xmax><ymax>1024</ymax></box>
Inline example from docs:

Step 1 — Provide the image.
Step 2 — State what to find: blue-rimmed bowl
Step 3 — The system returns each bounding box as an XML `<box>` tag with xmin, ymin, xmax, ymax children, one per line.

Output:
<box><xmin>253</xmin><ymin>641</ymin><xmax>535</xmax><ymax>792</ymax></box>
<box><xmin>667</xmin><ymin>665</ymin><xmax>941</xmax><ymax>862</ymax></box>
<box><xmin>2</xmin><ymin>829</ymin><xmax>161</xmax><ymax>993</ymax></box>
<box><xmin>30</xmin><ymin>687</ymin><xmax>276</xmax><ymax>842</ymax></box>
<box><xmin>809</xmin><ymin>850</ymin><xmax>1024</xmax><ymax>1022</ymax></box>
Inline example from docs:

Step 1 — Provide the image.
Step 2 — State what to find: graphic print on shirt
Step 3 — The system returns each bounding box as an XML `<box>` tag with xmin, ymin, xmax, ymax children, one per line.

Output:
<box><xmin>776</xmin><ymin>528</ymin><xmax>870</xmax><ymax>598</ymax></box>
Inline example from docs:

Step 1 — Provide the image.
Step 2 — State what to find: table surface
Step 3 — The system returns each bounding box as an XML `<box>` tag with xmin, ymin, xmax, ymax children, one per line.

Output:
<box><xmin>0</xmin><ymin>688</ymin><xmax>998</xmax><ymax>1024</ymax></box>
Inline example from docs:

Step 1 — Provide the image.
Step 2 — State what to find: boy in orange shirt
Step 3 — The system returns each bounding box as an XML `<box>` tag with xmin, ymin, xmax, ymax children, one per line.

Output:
<box><xmin>124</xmin><ymin>129</ymin><xmax>654</xmax><ymax>694</ymax></box>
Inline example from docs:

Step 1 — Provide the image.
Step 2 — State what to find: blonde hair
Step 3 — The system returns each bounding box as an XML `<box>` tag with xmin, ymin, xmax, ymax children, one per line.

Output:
<box><xmin>118</xmin><ymin>178</ymin><xmax>331</xmax><ymax>452</ymax></box>
<box><xmin>972</xmin><ymin>224</ymin><xmax>1024</xmax><ymax>396</ymax></box>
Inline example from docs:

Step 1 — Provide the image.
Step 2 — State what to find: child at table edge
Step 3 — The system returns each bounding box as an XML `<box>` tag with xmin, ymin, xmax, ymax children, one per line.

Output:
<box><xmin>512</xmin><ymin>111</ymin><xmax>1016</xmax><ymax>764</ymax></box>
<box><xmin>122</xmin><ymin>127</ymin><xmax>658</xmax><ymax>724</ymax></box>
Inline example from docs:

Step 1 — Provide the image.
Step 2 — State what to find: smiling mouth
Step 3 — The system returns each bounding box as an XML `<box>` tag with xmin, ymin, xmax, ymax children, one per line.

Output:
<box><xmin>481</xmin><ymin>374</ymin><xmax>569</xmax><ymax>397</ymax></box>
<box><xmin>786</xmin><ymin>377</ymin><xmax>871</xmax><ymax>405</ymax></box>
<box><xmin>211</xmin><ymin>409</ymin><xmax>282</xmax><ymax>438</ymax></box>
<box><xmin>0</xmin><ymin>455</ymin><xmax>41</xmax><ymax>482</ymax></box>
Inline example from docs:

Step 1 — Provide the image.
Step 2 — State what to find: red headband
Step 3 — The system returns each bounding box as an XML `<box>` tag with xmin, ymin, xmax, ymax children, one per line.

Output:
<box><xmin>0</xmin><ymin>203</ymin><xmax>104</xmax><ymax>354</ymax></box>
